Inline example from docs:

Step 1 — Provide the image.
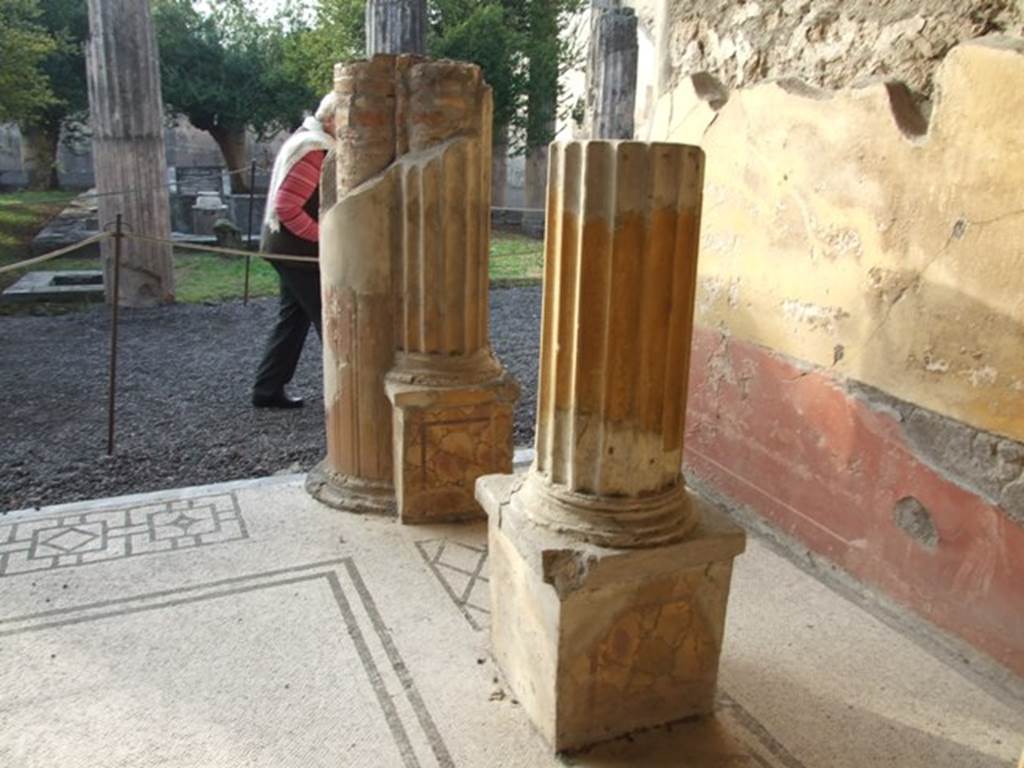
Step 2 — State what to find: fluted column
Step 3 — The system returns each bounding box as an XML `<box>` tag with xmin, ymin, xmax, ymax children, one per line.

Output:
<box><xmin>585</xmin><ymin>4</ymin><xmax>638</xmax><ymax>139</ymax></box>
<box><xmin>522</xmin><ymin>140</ymin><xmax>703</xmax><ymax>546</ymax></box>
<box><xmin>86</xmin><ymin>0</ymin><xmax>174</xmax><ymax>306</ymax></box>
<box><xmin>391</xmin><ymin>65</ymin><xmax>493</xmax><ymax>376</ymax></box>
<box><xmin>385</xmin><ymin>61</ymin><xmax>518</xmax><ymax>523</ymax></box>
<box><xmin>476</xmin><ymin>140</ymin><xmax>745</xmax><ymax>752</ymax></box>
<box><xmin>366</xmin><ymin>0</ymin><xmax>425</xmax><ymax>56</ymax></box>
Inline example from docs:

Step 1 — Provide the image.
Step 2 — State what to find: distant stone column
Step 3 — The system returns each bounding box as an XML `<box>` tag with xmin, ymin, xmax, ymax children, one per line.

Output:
<box><xmin>585</xmin><ymin>3</ymin><xmax>639</xmax><ymax>139</ymax></box>
<box><xmin>477</xmin><ymin>141</ymin><xmax>746</xmax><ymax>752</ymax></box>
<box><xmin>309</xmin><ymin>55</ymin><xmax>517</xmax><ymax>521</ymax></box>
<box><xmin>86</xmin><ymin>0</ymin><xmax>174</xmax><ymax>306</ymax></box>
<box><xmin>365</xmin><ymin>0</ymin><xmax>426</xmax><ymax>56</ymax></box>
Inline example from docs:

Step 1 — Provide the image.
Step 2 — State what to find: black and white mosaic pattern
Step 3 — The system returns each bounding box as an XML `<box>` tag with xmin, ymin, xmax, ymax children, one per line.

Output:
<box><xmin>0</xmin><ymin>493</ymin><xmax>248</xmax><ymax>577</ymax></box>
<box><xmin>415</xmin><ymin>538</ymin><xmax>489</xmax><ymax>631</ymax></box>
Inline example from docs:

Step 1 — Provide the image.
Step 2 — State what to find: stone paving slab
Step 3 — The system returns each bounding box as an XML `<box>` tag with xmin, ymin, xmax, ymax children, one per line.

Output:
<box><xmin>0</xmin><ymin>475</ymin><xmax>1020</xmax><ymax>767</ymax></box>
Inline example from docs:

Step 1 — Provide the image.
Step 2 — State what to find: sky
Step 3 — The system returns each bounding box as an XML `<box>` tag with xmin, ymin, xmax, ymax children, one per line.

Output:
<box><xmin>196</xmin><ymin>0</ymin><xmax>314</xmax><ymax>24</ymax></box>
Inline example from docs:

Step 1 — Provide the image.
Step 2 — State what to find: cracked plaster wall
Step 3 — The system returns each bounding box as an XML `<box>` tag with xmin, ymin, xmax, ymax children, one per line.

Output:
<box><xmin>642</xmin><ymin>36</ymin><xmax>1024</xmax><ymax>451</ymax></box>
<box><xmin>637</xmin><ymin>0</ymin><xmax>1024</xmax><ymax>98</ymax></box>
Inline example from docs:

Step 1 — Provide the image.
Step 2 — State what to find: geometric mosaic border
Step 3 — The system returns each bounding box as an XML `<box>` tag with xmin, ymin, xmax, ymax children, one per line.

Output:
<box><xmin>0</xmin><ymin>557</ymin><xmax>453</xmax><ymax>768</ymax></box>
<box><xmin>414</xmin><ymin>538</ymin><xmax>489</xmax><ymax>631</ymax></box>
<box><xmin>0</xmin><ymin>492</ymin><xmax>248</xmax><ymax>577</ymax></box>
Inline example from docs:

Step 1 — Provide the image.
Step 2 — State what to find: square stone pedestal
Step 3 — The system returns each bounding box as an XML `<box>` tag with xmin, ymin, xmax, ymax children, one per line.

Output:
<box><xmin>387</xmin><ymin>374</ymin><xmax>518</xmax><ymax>523</ymax></box>
<box><xmin>476</xmin><ymin>474</ymin><xmax>746</xmax><ymax>753</ymax></box>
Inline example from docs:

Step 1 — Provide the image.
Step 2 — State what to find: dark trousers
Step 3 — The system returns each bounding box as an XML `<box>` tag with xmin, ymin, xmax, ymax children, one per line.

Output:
<box><xmin>253</xmin><ymin>261</ymin><xmax>322</xmax><ymax>399</ymax></box>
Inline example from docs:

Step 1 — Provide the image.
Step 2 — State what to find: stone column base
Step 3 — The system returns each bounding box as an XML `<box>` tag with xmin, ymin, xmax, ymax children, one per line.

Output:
<box><xmin>476</xmin><ymin>473</ymin><xmax>746</xmax><ymax>753</ymax></box>
<box><xmin>387</xmin><ymin>372</ymin><xmax>518</xmax><ymax>524</ymax></box>
<box><xmin>305</xmin><ymin>460</ymin><xmax>396</xmax><ymax>516</ymax></box>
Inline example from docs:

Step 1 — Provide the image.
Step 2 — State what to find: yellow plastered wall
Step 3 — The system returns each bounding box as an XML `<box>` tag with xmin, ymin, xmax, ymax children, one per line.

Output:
<box><xmin>645</xmin><ymin>36</ymin><xmax>1024</xmax><ymax>442</ymax></box>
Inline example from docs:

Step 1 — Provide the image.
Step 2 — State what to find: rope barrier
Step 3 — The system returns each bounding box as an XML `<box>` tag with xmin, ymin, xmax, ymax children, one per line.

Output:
<box><xmin>0</xmin><ymin>230</ymin><xmax>540</xmax><ymax>279</ymax></box>
<box><xmin>0</xmin><ymin>233</ymin><xmax>111</xmax><ymax>276</ymax></box>
<box><xmin>122</xmin><ymin>231</ymin><xmax>319</xmax><ymax>265</ymax></box>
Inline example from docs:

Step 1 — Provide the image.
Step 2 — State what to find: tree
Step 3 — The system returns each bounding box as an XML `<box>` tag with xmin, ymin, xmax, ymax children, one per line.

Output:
<box><xmin>429</xmin><ymin>1</ymin><xmax>524</xmax><ymax>133</ymax></box>
<box><xmin>501</xmin><ymin>0</ymin><xmax>584</xmax><ymax>207</ymax></box>
<box><xmin>429</xmin><ymin>0</ymin><xmax>525</xmax><ymax>204</ymax></box>
<box><xmin>0</xmin><ymin>0</ymin><xmax>89</xmax><ymax>190</ymax></box>
<box><xmin>19</xmin><ymin>0</ymin><xmax>88</xmax><ymax>189</ymax></box>
<box><xmin>0</xmin><ymin>0</ymin><xmax>56</xmax><ymax>126</ymax></box>
<box><xmin>281</xmin><ymin>0</ymin><xmax>365</xmax><ymax>96</ymax></box>
<box><xmin>153</xmin><ymin>0</ymin><xmax>316</xmax><ymax>192</ymax></box>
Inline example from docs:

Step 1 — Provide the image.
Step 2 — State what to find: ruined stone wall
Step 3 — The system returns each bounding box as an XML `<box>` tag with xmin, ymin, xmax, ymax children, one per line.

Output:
<box><xmin>641</xmin><ymin>35</ymin><xmax>1024</xmax><ymax>677</ymax></box>
<box><xmin>640</xmin><ymin>0</ymin><xmax>1024</xmax><ymax>98</ymax></box>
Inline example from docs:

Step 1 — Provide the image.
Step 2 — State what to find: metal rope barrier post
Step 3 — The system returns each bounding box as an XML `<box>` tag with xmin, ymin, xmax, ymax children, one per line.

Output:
<box><xmin>244</xmin><ymin>159</ymin><xmax>256</xmax><ymax>305</ymax></box>
<box><xmin>107</xmin><ymin>214</ymin><xmax>123</xmax><ymax>456</ymax></box>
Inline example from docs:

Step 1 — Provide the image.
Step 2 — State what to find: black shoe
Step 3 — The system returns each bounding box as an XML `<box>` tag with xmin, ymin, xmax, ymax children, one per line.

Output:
<box><xmin>252</xmin><ymin>390</ymin><xmax>304</xmax><ymax>409</ymax></box>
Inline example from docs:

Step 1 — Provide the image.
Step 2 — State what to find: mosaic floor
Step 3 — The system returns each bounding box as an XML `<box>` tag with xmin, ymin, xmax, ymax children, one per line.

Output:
<box><xmin>0</xmin><ymin>475</ymin><xmax>1020</xmax><ymax>767</ymax></box>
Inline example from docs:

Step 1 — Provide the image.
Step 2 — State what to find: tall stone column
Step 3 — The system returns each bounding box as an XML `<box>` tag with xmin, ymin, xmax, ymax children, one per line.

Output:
<box><xmin>476</xmin><ymin>141</ymin><xmax>746</xmax><ymax>752</ymax></box>
<box><xmin>585</xmin><ymin>2</ymin><xmax>639</xmax><ymax>139</ymax></box>
<box><xmin>309</xmin><ymin>55</ymin><xmax>518</xmax><ymax>521</ymax></box>
<box><xmin>365</xmin><ymin>0</ymin><xmax>426</xmax><ymax>56</ymax></box>
<box><xmin>86</xmin><ymin>0</ymin><xmax>174</xmax><ymax>306</ymax></box>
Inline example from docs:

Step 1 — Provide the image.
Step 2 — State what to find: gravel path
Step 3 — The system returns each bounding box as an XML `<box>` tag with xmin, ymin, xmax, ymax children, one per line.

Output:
<box><xmin>0</xmin><ymin>285</ymin><xmax>541</xmax><ymax>511</ymax></box>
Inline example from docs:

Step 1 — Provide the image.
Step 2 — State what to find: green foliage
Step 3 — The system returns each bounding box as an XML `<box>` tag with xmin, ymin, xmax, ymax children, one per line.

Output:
<box><xmin>30</xmin><ymin>0</ymin><xmax>89</xmax><ymax>132</ymax></box>
<box><xmin>427</xmin><ymin>0</ymin><xmax>583</xmax><ymax>151</ymax></box>
<box><xmin>153</xmin><ymin>0</ymin><xmax>315</xmax><ymax>139</ymax></box>
<box><xmin>429</xmin><ymin>1</ymin><xmax>524</xmax><ymax>132</ymax></box>
<box><xmin>513</xmin><ymin>0</ymin><xmax>585</xmax><ymax>149</ymax></box>
<box><xmin>0</xmin><ymin>0</ymin><xmax>57</xmax><ymax>124</ymax></box>
<box><xmin>281</xmin><ymin>0</ymin><xmax>365</xmax><ymax>95</ymax></box>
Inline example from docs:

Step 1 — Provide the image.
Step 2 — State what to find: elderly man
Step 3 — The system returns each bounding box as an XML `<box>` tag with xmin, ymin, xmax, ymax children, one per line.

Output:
<box><xmin>252</xmin><ymin>92</ymin><xmax>337</xmax><ymax>409</ymax></box>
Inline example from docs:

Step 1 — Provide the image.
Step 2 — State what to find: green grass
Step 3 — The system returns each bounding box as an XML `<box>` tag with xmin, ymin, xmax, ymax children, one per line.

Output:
<box><xmin>0</xmin><ymin>190</ymin><xmax>77</xmax><ymax>278</ymax></box>
<box><xmin>0</xmin><ymin>189</ymin><xmax>544</xmax><ymax>311</ymax></box>
<box><xmin>174</xmin><ymin>252</ymin><xmax>279</xmax><ymax>302</ymax></box>
<box><xmin>0</xmin><ymin>189</ymin><xmax>78</xmax><ymax>208</ymax></box>
<box><xmin>490</xmin><ymin>232</ymin><xmax>544</xmax><ymax>281</ymax></box>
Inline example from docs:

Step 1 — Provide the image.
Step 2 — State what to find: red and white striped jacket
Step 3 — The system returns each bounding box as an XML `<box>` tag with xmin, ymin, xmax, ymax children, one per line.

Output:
<box><xmin>273</xmin><ymin>150</ymin><xmax>325</xmax><ymax>242</ymax></box>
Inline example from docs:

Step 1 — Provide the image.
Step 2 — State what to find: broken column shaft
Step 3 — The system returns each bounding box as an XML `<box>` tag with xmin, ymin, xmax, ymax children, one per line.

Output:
<box><xmin>307</xmin><ymin>56</ymin><xmax>403</xmax><ymax>514</ymax></box>
<box><xmin>309</xmin><ymin>55</ymin><xmax>517</xmax><ymax>520</ymax></box>
<box><xmin>585</xmin><ymin>3</ymin><xmax>639</xmax><ymax>139</ymax></box>
<box><xmin>477</xmin><ymin>140</ymin><xmax>745</xmax><ymax>752</ymax></box>
<box><xmin>365</xmin><ymin>0</ymin><xmax>426</xmax><ymax>56</ymax></box>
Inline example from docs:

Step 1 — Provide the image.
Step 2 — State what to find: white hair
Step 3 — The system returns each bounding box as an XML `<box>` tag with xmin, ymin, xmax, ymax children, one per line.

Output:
<box><xmin>314</xmin><ymin>91</ymin><xmax>339</xmax><ymax>122</ymax></box>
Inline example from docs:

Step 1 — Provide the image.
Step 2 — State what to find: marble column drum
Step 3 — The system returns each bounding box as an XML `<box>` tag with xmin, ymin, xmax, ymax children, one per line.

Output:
<box><xmin>476</xmin><ymin>141</ymin><xmax>746</xmax><ymax>752</ymax></box>
<box><xmin>384</xmin><ymin>62</ymin><xmax>519</xmax><ymax>524</ymax></box>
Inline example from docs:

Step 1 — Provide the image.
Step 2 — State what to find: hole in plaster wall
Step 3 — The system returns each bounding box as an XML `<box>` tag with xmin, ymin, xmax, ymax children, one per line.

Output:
<box><xmin>884</xmin><ymin>82</ymin><xmax>929</xmax><ymax>140</ymax></box>
<box><xmin>691</xmin><ymin>72</ymin><xmax>729</xmax><ymax>111</ymax></box>
<box><xmin>771</xmin><ymin>77</ymin><xmax>831</xmax><ymax>100</ymax></box>
<box><xmin>892</xmin><ymin>496</ymin><xmax>939</xmax><ymax>551</ymax></box>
